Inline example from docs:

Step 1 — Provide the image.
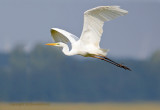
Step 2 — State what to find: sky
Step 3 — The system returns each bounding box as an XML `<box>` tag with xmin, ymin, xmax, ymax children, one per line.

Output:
<box><xmin>0</xmin><ymin>0</ymin><xmax>160</xmax><ymax>59</ymax></box>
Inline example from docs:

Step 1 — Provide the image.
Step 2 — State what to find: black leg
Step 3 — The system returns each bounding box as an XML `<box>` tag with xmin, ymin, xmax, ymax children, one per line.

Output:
<box><xmin>92</xmin><ymin>55</ymin><xmax>131</xmax><ymax>71</ymax></box>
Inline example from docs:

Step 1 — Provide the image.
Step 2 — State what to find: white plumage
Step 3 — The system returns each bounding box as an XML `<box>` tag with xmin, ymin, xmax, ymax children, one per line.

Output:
<box><xmin>46</xmin><ymin>6</ymin><xmax>131</xmax><ymax>70</ymax></box>
<box><xmin>80</xmin><ymin>6</ymin><xmax>128</xmax><ymax>48</ymax></box>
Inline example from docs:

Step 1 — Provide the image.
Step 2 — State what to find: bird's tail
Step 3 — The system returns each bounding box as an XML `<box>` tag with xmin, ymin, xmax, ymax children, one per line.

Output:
<box><xmin>100</xmin><ymin>49</ymin><xmax>109</xmax><ymax>56</ymax></box>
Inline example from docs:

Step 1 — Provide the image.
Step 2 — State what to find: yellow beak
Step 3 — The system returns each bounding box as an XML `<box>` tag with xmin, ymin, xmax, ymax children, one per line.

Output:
<box><xmin>45</xmin><ymin>43</ymin><xmax>59</xmax><ymax>46</ymax></box>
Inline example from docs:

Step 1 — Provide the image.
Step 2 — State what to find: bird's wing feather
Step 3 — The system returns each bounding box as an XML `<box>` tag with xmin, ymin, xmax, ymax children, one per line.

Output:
<box><xmin>80</xmin><ymin>6</ymin><xmax>128</xmax><ymax>47</ymax></box>
<box><xmin>51</xmin><ymin>28</ymin><xmax>79</xmax><ymax>44</ymax></box>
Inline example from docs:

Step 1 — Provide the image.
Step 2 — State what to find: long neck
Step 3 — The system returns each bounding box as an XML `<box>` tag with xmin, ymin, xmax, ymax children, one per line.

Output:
<box><xmin>61</xmin><ymin>43</ymin><xmax>73</xmax><ymax>56</ymax></box>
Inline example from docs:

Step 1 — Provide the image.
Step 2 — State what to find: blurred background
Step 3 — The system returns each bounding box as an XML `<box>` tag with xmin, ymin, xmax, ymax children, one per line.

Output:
<box><xmin>0</xmin><ymin>0</ymin><xmax>160</xmax><ymax>109</ymax></box>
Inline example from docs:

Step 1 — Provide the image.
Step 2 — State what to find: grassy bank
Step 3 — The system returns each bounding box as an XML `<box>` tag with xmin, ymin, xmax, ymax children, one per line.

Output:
<box><xmin>0</xmin><ymin>102</ymin><xmax>160</xmax><ymax>110</ymax></box>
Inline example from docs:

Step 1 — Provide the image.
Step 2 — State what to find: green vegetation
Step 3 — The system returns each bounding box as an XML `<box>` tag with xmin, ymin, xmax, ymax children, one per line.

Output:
<box><xmin>0</xmin><ymin>44</ymin><xmax>160</xmax><ymax>102</ymax></box>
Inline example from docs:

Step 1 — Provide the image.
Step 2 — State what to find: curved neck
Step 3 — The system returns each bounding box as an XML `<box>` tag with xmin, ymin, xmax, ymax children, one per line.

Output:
<box><xmin>61</xmin><ymin>43</ymin><xmax>73</xmax><ymax>56</ymax></box>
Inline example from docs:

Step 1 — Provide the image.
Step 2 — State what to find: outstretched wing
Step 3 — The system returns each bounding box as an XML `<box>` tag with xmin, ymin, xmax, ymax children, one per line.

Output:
<box><xmin>50</xmin><ymin>28</ymin><xmax>79</xmax><ymax>44</ymax></box>
<box><xmin>80</xmin><ymin>6</ymin><xmax>128</xmax><ymax>47</ymax></box>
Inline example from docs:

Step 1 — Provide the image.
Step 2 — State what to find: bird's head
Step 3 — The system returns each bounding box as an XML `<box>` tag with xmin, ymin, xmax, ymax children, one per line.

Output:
<box><xmin>45</xmin><ymin>42</ymin><xmax>65</xmax><ymax>47</ymax></box>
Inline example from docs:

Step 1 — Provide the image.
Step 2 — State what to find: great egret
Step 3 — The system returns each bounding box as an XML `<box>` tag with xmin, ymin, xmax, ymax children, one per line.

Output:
<box><xmin>46</xmin><ymin>6</ymin><xmax>131</xmax><ymax>71</ymax></box>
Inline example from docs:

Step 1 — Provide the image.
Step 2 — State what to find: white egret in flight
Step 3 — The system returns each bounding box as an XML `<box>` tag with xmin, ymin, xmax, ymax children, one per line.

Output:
<box><xmin>46</xmin><ymin>6</ymin><xmax>131</xmax><ymax>71</ymax></box>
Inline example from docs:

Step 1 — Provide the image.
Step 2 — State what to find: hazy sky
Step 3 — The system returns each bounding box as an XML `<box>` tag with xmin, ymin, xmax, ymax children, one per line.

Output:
<box><xmin>0</xmin><ymin>0</ymin><xmax>160</xmax><ymax>59</ymax></box>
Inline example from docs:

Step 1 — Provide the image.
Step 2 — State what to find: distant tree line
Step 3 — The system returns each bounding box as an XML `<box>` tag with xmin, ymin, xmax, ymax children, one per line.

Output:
<box><xmin>0</xmin><ymin>44</ymin><xmax>160</xmax><ymax>102</ymax></box>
